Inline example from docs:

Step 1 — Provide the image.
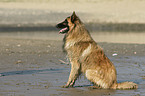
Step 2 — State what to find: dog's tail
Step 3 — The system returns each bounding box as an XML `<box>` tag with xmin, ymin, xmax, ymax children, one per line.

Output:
<box><xmin>111</xmin><ymin>82</ymin><xmax>138</xmax><ymax>89</ymax></box>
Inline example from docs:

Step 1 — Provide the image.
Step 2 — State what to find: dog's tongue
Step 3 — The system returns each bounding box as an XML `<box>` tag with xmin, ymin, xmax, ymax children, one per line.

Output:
<box><xmin>59</xmin><ymin>27</ymin><xmax>67</xmax><ymax>33</ymax></box>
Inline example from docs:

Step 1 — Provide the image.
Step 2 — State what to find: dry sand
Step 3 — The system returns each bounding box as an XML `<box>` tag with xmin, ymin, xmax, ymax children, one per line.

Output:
<box><xmin>1</xmin><ymin>0</ymin><xmax>145</xmax><ymax>25</ymax></box>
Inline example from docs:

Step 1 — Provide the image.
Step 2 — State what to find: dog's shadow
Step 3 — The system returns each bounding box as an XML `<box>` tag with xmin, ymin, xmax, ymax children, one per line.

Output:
<box><xmin>74</xmin><ymin>79</ymin><xmax>142</xmax><ymax>88</ymax></box>
<box><xmin>0</xmin><ymin>68</ymin><xmax>63</xmax><ymax>77</ymax></box>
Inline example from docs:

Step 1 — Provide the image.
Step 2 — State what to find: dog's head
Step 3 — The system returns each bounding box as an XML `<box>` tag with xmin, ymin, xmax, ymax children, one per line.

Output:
<box><xmin>56</xmin><ymin>11</ymin><xmax>80</xmax><ymax>34</ymax></box>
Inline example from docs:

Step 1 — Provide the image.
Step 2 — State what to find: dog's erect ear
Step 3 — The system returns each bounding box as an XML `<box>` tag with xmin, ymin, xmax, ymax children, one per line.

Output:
<box><xmin>71</xmin><ymin>11</ymin><xmax>78</xmax><ymax>23</ymax></box>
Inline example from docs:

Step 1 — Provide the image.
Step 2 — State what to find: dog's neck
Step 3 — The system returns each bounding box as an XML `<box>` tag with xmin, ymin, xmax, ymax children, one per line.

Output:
<box><xmin>63</xmin><ymin>24</ymin><xmax>93</xmax><ymax>51</ymax></box>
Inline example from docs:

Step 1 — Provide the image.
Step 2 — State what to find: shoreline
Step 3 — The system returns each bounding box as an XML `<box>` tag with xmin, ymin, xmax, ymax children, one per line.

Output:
<box><xmin>1</xmin><ymin>22</ymin><xmax>145</xmax><ymax>32</ymax></box>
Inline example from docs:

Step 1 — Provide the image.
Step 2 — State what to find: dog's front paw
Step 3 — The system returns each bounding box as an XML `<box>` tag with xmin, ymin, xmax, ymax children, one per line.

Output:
<box><xmin>61</xmin><ymin>85</ymin><xmax>69</xmax><ymax>88</ymax></box>
<box><xmin>61</xmin><ymin>84</ymin><xmax>74</xmax><ymax>88</ymax></box>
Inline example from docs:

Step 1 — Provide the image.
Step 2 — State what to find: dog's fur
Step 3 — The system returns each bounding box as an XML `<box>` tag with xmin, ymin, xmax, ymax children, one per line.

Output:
<box><xmin>56</xmin><ymin>12</ymin><xmax>138</xmax><ymax>89</ymax></box>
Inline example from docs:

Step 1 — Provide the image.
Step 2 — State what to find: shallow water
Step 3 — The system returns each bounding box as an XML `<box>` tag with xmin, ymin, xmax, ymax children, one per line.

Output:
<box><xmin>0</xmin><ymin>31</ymin><xmax>145</xmax><ymax>44</ymax></box>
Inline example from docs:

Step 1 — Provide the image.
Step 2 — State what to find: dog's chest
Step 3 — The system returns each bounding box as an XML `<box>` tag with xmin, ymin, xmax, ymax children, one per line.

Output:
<box><xmin>64</xmin><ymin>40</ymin><xmax>75</xmax><ymax>49</ymax></box>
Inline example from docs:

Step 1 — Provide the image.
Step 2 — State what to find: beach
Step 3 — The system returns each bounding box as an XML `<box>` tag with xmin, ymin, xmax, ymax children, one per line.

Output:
<box><xmin>0</xmin><ymin>37</ymin><xmax>145</xmax><ymax>96</ymax></box>
<box><xmin>0</xmin><ymin>0</ymin><xmax>145</xmax><ymax>96</ymax></box>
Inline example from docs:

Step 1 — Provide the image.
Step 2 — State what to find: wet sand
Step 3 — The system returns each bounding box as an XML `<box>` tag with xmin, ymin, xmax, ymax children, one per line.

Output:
<box><xmin>0</xmin><ymin>36</ymin><xmax>145</xmax><ymax>96</ymax></box>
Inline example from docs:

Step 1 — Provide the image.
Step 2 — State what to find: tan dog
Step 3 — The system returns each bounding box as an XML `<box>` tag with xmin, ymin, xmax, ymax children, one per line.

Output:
<box><xmin>56</xmin><ymin>12</ymin><xmax>137</xmax><ymax>89</ymax></box>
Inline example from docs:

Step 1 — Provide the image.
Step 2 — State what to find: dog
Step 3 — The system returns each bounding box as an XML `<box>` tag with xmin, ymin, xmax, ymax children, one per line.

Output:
<box><xmin>56</xmin><ymin>11</ymin><xmax>138</xmax><ymax>89</ymax></box>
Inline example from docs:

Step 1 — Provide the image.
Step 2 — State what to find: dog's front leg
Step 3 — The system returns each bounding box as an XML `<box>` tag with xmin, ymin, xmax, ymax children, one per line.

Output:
<box><xmin>63</xmin><ymin>60</ymin><xmax>81</xmax><ymax>88</ymax></box>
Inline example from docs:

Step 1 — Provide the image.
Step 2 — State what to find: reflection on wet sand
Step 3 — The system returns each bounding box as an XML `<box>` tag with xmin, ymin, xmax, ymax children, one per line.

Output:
<box><xmin>0</xmin><ymin>31</ymin><xmax>145</xmax><ymax>44</ymax></box>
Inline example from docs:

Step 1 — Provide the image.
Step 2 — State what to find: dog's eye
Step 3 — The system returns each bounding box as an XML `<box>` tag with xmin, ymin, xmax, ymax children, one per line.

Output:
<box><xmin>65</xmin><ymin>19</ymin><xmax>67</xmax><ymax>22</ymax></box>
<box><xmin>64</xmin><ymin>19</ymin><xmax>68</xmax><ymax>24</ymax></box>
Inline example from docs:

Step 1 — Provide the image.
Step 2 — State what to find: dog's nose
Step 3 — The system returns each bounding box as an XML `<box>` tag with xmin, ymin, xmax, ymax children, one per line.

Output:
<box><xmin>56</xmin><ymin>24</ymin><xmax>58</xmax><ymax>28</ymax></box>
<box><xmin>56</xmin><ymin>23</ymin><xmax>61</xmax><ymax>28</ymax></box>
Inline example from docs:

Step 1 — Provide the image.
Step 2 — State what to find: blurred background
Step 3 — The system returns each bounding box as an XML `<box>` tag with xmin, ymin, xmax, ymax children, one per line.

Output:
<box><xmin>0</xmin><ymin>0</ymin><xmax>145</xmax><ymax>43</ymax></box>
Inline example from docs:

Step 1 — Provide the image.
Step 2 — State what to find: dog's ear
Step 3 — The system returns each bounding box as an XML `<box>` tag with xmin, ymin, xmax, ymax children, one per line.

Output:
<box><xmin>71</xmin><ymin>11</ymin><xmax>78</xmax><ymax>23</ymax></box>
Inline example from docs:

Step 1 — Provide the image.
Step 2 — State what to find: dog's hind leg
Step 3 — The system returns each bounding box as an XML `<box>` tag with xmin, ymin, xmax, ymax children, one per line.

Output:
<box><xmin>85</xmin><ymin>69</ymin><xmax>110</xmax><ymax>89</ymax></box>
<box><xmin>63</xmin><ymin>59</ymin><xmax>81</xmax><ymax>88</ymax></box>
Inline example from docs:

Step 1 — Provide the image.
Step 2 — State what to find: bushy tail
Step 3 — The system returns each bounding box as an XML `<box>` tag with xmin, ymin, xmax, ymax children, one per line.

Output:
<box><xmin>112</xmin><ymin>82</ymin><xmax>138</xmax><ymax>89</ymax></box>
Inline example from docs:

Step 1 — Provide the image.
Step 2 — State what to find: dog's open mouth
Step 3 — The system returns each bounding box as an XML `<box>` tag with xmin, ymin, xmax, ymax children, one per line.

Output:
<box><xmin>59</xmin><ymin>27</ymin><xmax>69</xmax><ymax>34</ymax></box>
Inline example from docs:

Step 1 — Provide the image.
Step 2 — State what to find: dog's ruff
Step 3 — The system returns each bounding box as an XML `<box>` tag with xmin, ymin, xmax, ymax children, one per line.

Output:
<box><xmin>65</xmin><ymin>40</ymin><xmax>75</xmax><ymax>49</ymax></box>
<box><xmin>81</xmin><ymin>44</ymin><xmax>92</xmax><ymax>57</ymax></box>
